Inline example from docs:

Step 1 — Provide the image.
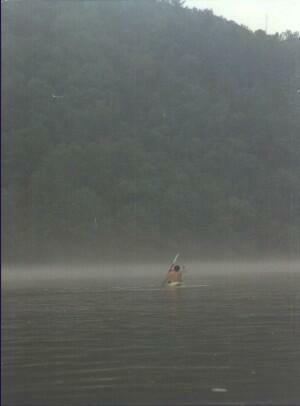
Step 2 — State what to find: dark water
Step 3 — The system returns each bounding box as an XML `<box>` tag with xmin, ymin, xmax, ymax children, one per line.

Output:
<box><xmin>2</xmin><ymin>263</ymin><xmax>300</xmax><ymax>405</ymax></box>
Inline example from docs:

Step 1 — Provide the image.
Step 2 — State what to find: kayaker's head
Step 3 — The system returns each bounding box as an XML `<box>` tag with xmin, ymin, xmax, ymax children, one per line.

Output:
<box><xmin>174</xmin><ymin>265</ymin><xmax>180</xmax><ymax>272</ymax></box>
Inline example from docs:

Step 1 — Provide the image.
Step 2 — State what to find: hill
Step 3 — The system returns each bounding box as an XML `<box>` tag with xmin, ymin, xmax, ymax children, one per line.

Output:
<box><xmin>2</xmin><ymin>0</ymin><xmax>300</xmax><ymax>262</ymax></box>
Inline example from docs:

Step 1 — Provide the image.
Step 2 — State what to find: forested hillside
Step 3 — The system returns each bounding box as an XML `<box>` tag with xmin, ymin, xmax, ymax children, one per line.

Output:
<box><xmin>2</xmin><ymin>0</ymin><xmax>300</xmax><ymax>262</ymax></box>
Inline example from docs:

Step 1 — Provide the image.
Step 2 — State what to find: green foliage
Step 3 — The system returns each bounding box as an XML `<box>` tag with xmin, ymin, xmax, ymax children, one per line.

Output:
<box><xmin>2</xmin><ymin>0</ymin><xmax>300</xmax><ymax>261</ymax></box>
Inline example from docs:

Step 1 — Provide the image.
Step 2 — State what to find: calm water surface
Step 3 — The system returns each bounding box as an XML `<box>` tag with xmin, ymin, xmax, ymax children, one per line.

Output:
<box><xmin>2</xmin><ymin>262</ymin><xmax>300</xmax><ymax>405</ymax></box>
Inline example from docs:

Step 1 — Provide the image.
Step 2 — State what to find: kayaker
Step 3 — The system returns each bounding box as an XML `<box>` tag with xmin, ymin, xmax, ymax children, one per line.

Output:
<box><xmin>167</xmin><ymin>264</ymin><xmax>182</xmax><ymax>284</ymax></box>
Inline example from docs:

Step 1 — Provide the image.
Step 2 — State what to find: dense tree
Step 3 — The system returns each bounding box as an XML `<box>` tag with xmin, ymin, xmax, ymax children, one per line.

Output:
<box><xmin>2</xmin><ymin>0</ymin><xmax>300</xmax><ymax>262</ymax></box>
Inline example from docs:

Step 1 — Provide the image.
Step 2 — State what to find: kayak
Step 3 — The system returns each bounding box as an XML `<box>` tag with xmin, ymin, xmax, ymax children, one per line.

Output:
<box><xmin>167</xmin><ymin>281</ymin><xmax>182</xmax><ymax>287</ymax></box>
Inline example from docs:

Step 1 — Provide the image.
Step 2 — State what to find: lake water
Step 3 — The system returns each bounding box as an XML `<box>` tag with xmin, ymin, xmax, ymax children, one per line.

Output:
<box><xmin>2</xmin><ymin>262</ymin><xmax>300</xmax><ymax>405</ymax></box>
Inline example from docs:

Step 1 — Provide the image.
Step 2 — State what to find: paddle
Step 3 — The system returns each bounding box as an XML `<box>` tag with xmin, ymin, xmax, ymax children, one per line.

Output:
<box><xmin>161</xmin><ymin>253</ymin><xmax>180</xmax><ymax>287</ymax></box>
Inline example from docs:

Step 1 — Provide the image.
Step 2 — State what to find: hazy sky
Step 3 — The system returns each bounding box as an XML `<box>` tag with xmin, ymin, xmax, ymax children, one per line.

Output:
<box><xmin>186</xmin><ymin>0</ymin><xmax>300</xmax><ymax>34</ymax></box>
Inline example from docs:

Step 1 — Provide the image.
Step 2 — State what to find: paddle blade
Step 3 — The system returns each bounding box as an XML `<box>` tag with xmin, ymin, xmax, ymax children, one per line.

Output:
<box><xmin>172</xmin><ymin>253</ymin><xmax>179</xmax><ymax>266</ymax></box>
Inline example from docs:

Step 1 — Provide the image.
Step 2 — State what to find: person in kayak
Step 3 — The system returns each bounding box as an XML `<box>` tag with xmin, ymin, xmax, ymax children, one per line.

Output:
<box><xmin>167</xmin><ymin>264</ymin><xmax>182</xmax><ymax>284</ymax></box>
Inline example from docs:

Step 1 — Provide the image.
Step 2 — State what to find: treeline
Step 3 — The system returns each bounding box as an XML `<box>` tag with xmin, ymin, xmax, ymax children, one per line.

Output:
<box><xmin>2</xmin><ymin>0</ymin><xmax>300</xmax><ymax>262</ymax></box>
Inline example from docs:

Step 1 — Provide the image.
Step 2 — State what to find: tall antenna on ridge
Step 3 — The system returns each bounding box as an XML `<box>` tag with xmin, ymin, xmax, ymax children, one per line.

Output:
<box><xmin>265</xmin><ymin>13</ymin><xmax>269</xmax><ymax>34</ymax></box>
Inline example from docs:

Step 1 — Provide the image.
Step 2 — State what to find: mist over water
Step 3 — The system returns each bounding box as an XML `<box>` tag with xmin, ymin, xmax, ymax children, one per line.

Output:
<box><xmin>4</xmin><ymin>259</ymin><xmax>300</xmax><ymax>284</ymax></box>
<box><xmin>3</xmin><ymin>261</ymin><xmax>300</xmax><ymax>405</ymax></box>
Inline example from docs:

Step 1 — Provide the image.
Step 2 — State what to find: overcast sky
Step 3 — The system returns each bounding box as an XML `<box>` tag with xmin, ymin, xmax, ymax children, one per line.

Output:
<box><xmin>186</xmin><ymin>0</ymin><xmax>300</xmax><ymax>34</ymax></box>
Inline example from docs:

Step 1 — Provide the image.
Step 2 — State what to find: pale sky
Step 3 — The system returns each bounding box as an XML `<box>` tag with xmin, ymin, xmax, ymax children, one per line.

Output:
<box><xmin>186</xmin><ymin>0</ymin><xmax>300</xmax><ymax>34</ymax></box>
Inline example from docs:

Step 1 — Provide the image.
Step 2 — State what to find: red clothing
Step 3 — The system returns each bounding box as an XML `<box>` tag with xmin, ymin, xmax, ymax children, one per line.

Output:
<box><xmin>167</xmin><ymin>270</ymin><xmax>182</xmax><ymax>283</ymax></box>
